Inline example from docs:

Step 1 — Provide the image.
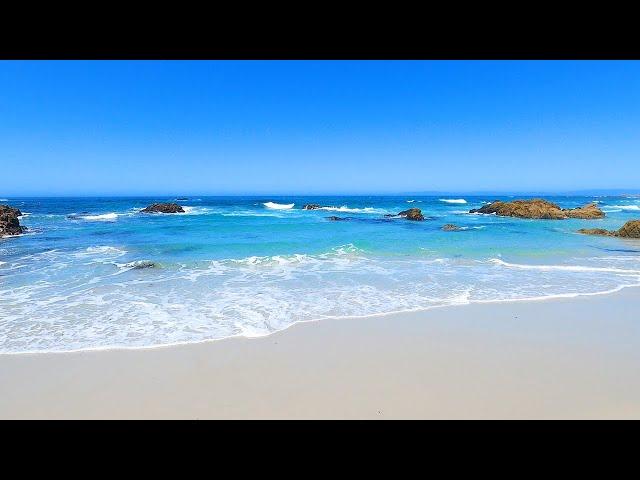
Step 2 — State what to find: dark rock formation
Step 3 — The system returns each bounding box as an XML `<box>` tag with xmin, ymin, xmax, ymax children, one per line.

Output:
<box><xmin>326</xmin><ymin>216</ymin><xmax>348</xmax><ymax>221</ymax></box>
<box><xmin>397</xmin><ymin>208</ymin><xmax>425</xmax><ymax>221</ymax></box>
<box><xmin>469</xmin><ymin>199</ymin><xmax>604</xmax><ymax>220</ymax></box>
<box><xmin>140</xmin><ymin>203</ymin><xmax>185</xmax><ymax>214</ymax></box>
<box><xmin>442</xmin><ymin>224</ymin><xmax>463</xmax><ymax>231</ymax></box>
<box><xmin>0</xmin><ymin>205</ymin><xmax>25</xmax><ymax>236</ymax></box>
<box><xmin>303</xmin><ymin>204</ymin><xmax>323</xmax><ymax>210</ymax></box>
<box><xmin>579</xmin><ymin>220</ymin><xmax>640</xmax><ymax>239</ymax></box>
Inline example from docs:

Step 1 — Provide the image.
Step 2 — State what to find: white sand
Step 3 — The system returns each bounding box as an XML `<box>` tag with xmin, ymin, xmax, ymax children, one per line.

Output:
<box><xmin>1</xmin><ymin>288</ymin><xmax>639</xmax><ymax>419</ymax></box>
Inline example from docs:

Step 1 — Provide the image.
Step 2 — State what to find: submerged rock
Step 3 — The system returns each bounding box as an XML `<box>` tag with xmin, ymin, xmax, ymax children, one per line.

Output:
<box><xmin>397</xmin><ymin>208</ymin><xmax>425</xmax><ymax>221</ymax></box>
<box><xmin>577</xmin><ymin>228</ymin><xmax>612</xmax><ymax>237</ymax></box>
<box><xmin>140</xmin><ymin>203</ymin><xmax>185</xmax><ymax>214</ymax></box>
<box><xmin>326</xmin><ymin>216</ymin><xmax>348</xmax><ymax>221</ymax></box>
<box><xmin>442</xmin><ymin>224</ymin><xmax>463</xmax><ymax>231</ymax></box>
<box><xmin>126</xmin><ymin>260</ymin><xmax>159</xmax><ymax>269</ymax></box>
<box><xmin>579</xmin><ymin>220</ymin><xmax>640</xmax><ymax>239</ymax></box>
<box><xmin>0</xmin><ymin>205</ymin><xmax>25</xmax><ymax>236</ymax></box>
<box><xmin>303</xmin><ymin>204</ymin><xmax>323</xmax><ymax>210</ymax></box>
<box><xmin>469</xmin><ymin>199</ymin><xmax>604</xmax><ymax>220</ymax></box>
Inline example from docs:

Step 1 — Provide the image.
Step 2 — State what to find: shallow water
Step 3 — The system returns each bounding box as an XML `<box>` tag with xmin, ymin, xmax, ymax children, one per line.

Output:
<box><xmin>1</xmin><ymin>195</ymin><xmax>639</xmax><ymax>353</ymax></box>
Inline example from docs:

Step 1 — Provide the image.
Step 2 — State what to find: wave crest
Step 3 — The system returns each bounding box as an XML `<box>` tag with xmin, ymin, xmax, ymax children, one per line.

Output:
<box><xmin>263</xmin><ymin>202</ymin><xmax>294</xmax><ymax>210</ymax></box>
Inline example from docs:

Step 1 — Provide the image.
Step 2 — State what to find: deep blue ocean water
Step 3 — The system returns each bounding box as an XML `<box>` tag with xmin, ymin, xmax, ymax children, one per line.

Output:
<box><xmin>1</xmin><ymin>195</ymin><xmax>640</xmax><ymax>353</ymax></box>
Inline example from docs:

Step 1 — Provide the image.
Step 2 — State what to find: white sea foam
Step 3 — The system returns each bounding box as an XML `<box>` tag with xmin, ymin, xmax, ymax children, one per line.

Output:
<box><xmin>263</xmin><ymin>202</ymin><xmax>294</xmax><ymax>210</ymax></box>
<box><xmin>439</xmin><ymin>199</ymin><xmax>467</xmax><ymax>204</ymax></box>
<box><xmin>609</xmin><ymin>205</ymin><xmax>640</xmax><ymax>211</ymax></box>
<box><xmin>0</xmin><ymin>199</ymin><xmax>8</xmax><ymax>201</ymax></box>
<box><xmin>3</xmin><ymin>241</ymin><xmax>640</xmax><ymax>353</ymax></box>
<box><xmin>488</xmin><ymin>258</ymin><xmax>640</xmax><ymax>274</ymax></box>
<box><xmin>82</xmin><ymin>213</ymin><xmax>119</xmax><ymax>221</ymax></box>
<box><xmin>179</xmin><ymin>206</ymin><xmax>213</xmax><ymax>215</ymax></box>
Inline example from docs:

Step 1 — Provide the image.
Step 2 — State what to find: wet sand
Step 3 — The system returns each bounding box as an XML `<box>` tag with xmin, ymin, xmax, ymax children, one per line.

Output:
<box><xmin>1</xmin><ymin>288</ymin><xmax>639</xmax><ymax>419</ymax></box>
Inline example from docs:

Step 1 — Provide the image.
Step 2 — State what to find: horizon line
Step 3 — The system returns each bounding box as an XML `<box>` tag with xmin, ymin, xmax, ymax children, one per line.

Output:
<box><xmin>2</xmin><ymin>189</ymin><xmax>640</xmax><ymax>199</ymax></box>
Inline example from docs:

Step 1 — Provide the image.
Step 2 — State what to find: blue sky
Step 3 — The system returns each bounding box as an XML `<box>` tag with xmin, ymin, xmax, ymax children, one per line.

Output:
<box><xmin>1</xmin><ymin>60</ymin><xmax>639</xmax><ymax>196</ymax></box>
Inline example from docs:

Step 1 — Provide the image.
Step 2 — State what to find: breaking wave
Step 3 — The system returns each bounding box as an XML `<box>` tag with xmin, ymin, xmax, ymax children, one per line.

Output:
<box><xmin>263</xmin><ymin>202</ymin><xmax>295</xmax><ymax>210</ymax></box>
<box><xmin>2</xmin><ymin>244</ymin><xmax>640</xmax><ymax>353</ymax></box>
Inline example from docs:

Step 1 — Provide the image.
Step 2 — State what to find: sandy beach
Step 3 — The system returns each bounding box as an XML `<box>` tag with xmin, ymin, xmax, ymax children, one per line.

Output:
<box><xmin>1</xmin><ymin>287</ymin><xmax>639</xmax><ymax>419</ymax></box>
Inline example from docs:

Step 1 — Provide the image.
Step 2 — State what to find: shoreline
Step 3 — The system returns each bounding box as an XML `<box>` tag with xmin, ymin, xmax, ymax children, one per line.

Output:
<box><xmin>2</xmin><ymin>283</ymin><xmax>639</xmax><ymax>357</ymax></box>
<box><xmin>1</xmin><ymin>287</ymin><xmax>639</xmax><ymax>419</ymax></box>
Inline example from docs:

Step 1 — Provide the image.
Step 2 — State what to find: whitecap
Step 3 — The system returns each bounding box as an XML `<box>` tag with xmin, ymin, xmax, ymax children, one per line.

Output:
<box><xmin>263</xmin><ymin>202</ymin><xmax>294</xmax><ymax>210</ymax></box>
<box><xmin>439</xmin><ymin>198</ymin><xmax>467</xmax><ymax>204</ymax></box>
<box><xmin>82</xmin><ymin>213</ymin><xmax>119</xmax><ymax>221</ymax></box>
<box><xmin>609</xmin><ymin>205</ymin><xmax>640</xmax><ymax>211</ymax></box>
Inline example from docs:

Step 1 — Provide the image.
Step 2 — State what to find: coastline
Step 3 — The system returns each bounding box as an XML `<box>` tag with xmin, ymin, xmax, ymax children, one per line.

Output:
<box><xmin>1</xmin><ymin>287</ymin><xmax>639</xmax><ymax>419</ymax></box>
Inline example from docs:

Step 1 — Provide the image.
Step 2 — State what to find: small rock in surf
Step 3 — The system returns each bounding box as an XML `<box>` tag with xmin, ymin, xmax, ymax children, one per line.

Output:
<box><xmin>141</xmin><ymin>203</ymin><xmax>185</xmax><ymax>214</ymax></box>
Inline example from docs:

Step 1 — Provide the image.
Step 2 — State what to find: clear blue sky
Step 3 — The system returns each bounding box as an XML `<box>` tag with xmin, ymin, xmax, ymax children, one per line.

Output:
<box><xmin>1</xmin><ymin>60</ymin><xmax>639</xmax><ymax>196</ymax></box>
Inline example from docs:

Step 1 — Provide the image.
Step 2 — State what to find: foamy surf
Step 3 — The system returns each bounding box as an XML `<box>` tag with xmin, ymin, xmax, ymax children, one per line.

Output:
<box><xmin>610</xmin><ymin>205</ymin><xmax>640</xmax><ymax>211</ymax></box>
<box><xmin>439</xmin><ymin>199</ymin><xmax>467</xmax><ymax>204</ymax></box>
<box><xmin>263</xmin><ymin>202</ymin><xmax>295</xmax><ymax>210</ymax></box>
<box><xmin>3</xmin><ymin>195</ymin><xmax>640</xmax><ymax>354</ymax></box>
<box><xmin>82</xmin><ymin>213</ymin><xmax>119</xmax><ymax>221</ymax></box>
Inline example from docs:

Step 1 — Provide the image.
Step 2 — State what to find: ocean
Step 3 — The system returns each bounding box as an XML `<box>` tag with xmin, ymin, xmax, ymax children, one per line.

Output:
<box><xmin>1</xmin><ymin>195</ymin><xmax>639</xmax><ymax>353</ymax></box>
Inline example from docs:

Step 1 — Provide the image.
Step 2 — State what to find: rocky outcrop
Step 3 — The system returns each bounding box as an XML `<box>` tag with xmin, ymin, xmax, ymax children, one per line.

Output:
<box><xmin>140</xmin><ymin>203</ymin><xmax>185</xmax><ymax>214</ymax></box>
<box><xmin>563</xmin><ymin>203</ymin><xmax>605</xmax><ymax>219</ymax></box>
<box><xmin>397</xmin><ymin>208</ymin><xmax>424</xmax><ymax>221</ymax></box>
<box><xmin>579</xmin><ymin>220</ymin><xmax>640</xmax><ymax>239</ymax></box>
<box><xmin>442</xmin><ymin>224</ymin><xmax>463</xmax><ymax>231</ymax></box>
<box><xmin>303</xmin><ymin>204</ymin><xmax>323</xmax><ymax>210</ymax></box>
<box><xmin>0</xmin><ymin>205</ymin><xmax>25</xmax><ymax>236</ymax></box>
<box><xmin>617</xmin><ymin>220</ymin><xmax>640</xmax><ymax>238</ymax></box>
<box><xmin>469</xmin><ymin>199</ymin><xmax>604</xmax><ymax>220</ymax></box>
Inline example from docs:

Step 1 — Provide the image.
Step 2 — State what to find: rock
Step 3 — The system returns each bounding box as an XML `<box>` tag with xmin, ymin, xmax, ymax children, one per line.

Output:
<box><xmin>616</xmin><ymin>220</ymin><xmax>640</xmax><ymax>238</ymax></box>
<box><xmin>442</xmin><ymin>224</ymin><xmax>463</xmax><ymax>231</ymax></box>
<box><xmin>577</xmin><ymin>228</ymin><xmax>612</xmax><ymax>236</ymax></box>
<box><xmin>469</xmin><ymin>199</ymin><xmax>604</xmax><ymax>220</ymax></box>
<box><xmin>0</xmin><ymin>205</ymin><xmax>25</xmax><ymax>236</ymax></box>
<box><xmin>326</xmin><ymin>216</ymin><xmax>348</xmax><ymax>221</ymax></box>
<box><xmin>140</xmin><ymin>203</ymin><xmax>185</xmax><ymax>214</ymax></box>
<box><xmin>303</xmin><ymin>204</ymin><xmax>323</xmax><ymax>210</ymax></box>
<box><xmin>578</xmin><ymin>220</ymin><xmax>640</xmax><ymax>239</ymax></box>
<box><xmin>563</xmin><ymin>203</ymin><xmax>605</xmax><ymax>219</ymax></box>
<box><xmin>126</xmin><ymin>260</ymin><xmax>159</xmax><ymax>269</ymax></box>
<box><xmin>397</xmin><ymin>208</ymin><xmax>424</xmax><ymax>221</ymax></box>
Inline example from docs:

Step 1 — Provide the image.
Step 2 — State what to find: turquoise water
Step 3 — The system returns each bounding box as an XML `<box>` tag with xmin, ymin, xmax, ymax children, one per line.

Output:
<box><xmin>1</xmin><ymin>195</ymin><xmax>640</xmax><ymax>353</ymax></box>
